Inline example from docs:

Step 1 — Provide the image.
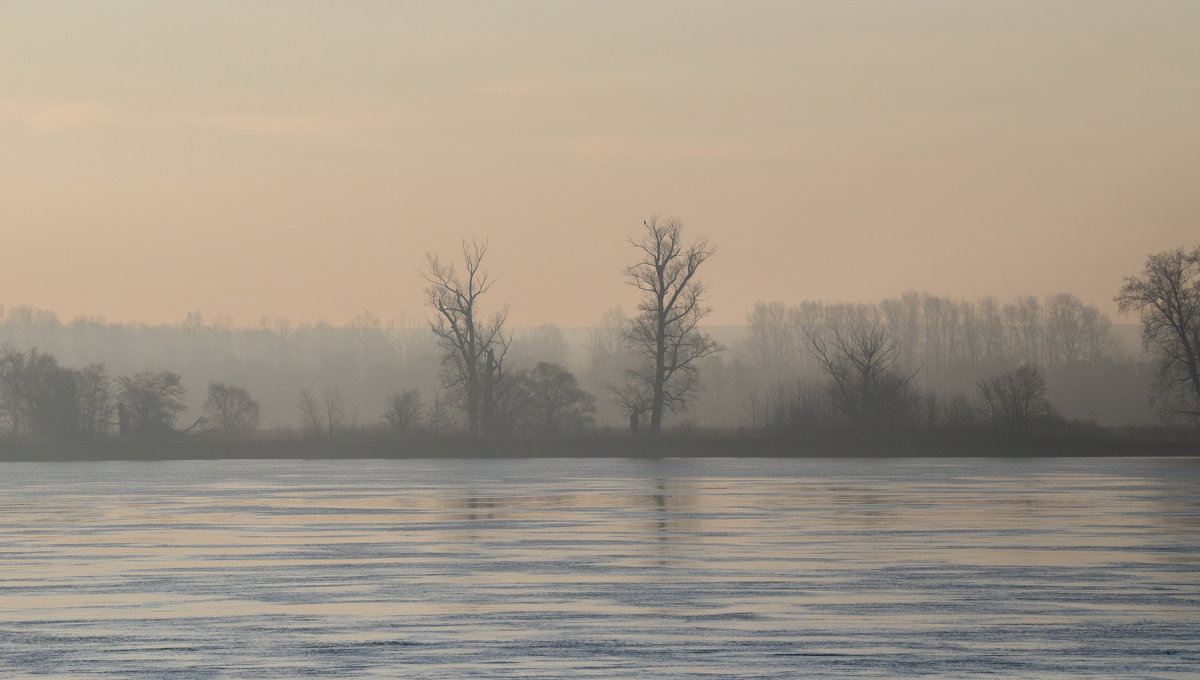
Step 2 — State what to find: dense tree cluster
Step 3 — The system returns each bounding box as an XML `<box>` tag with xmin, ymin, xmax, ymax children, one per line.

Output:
<box><xmin>0</xmin><ymin>346</ymin><xmax>112</xmax><ymax>438</ymax></box>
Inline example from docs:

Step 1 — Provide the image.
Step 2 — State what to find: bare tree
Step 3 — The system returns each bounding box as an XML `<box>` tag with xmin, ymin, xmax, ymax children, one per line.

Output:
<box><xmin>384</xmin><ymin>388</ymin><xmax>423</xmax><ymax>434</ymax></box>
<box><xmin>0</xmin><ymin>348</ymin><xmax>73</xmax><ymax>437</ymax></box>
<box><xmin>0</xmin><ymin>347</ymin><xmax>113</xmax><ymax>438</ymax></box>
<box><xmin>607</xmin><ymin>380</ymin><xmax>651</xmax><ymax>435</ymax></box>
<box><xmin>323</xmin><ymin>387</ymin><xmax>345</xmax><ymax>438</ymax></box>
<box><xmin>526</xmin><ymin>362</ymin><xmax>595</xmax><ymax>435</ymax></box>
<box><xmin>978</xmin><ymin>364</ymin><xmax>1057</xmax><ymax>434</ymax></box>
<box><xmin>807</xmin><ymin>322</ymin><xmax>916</xmax><ymax>427</ymax></box>
<box><xmin>296</xmin><ymin>387</ymin><xmax>323</xmax><ymax>438</ymax></box>
<box><xmin>621</xmin><ymin>216</ymin><xmax>720</xmax><ymax>434</ymax></box>
<box><xmin>426</xmin><ymin>390</ymin><xmax>452</xmax><ymax>434</ymax></box>
<box><xmin>202</xmin><ymin>383</ymin><xmax>260</xmax><ymax>435</ymax></box>
<box><xmin>0</xmin><ymin>345</ymin><xmax>26</xmax><ymax>434</ymax></box>
<box><xmin>0</xmin><ymin>347</ymin><xmax>52</xmax><ymax>436</ymax></box>
<box><xmin>1116</xmin><ymin>245</ymin><xmax>1200</xmax><ymax>421</ymax></box>
<box><xmin>29</xmin><ymin>352</ymin><xmax>79</xmax><ymax>437</ymax></box>
<box><xmin>423</xmin><ymin>239</ymin><xmax>511</xmax><ymax>434</ymax></box>
<box><xmin>74</xmin><ymin>365</ymin><xmax>113</xmax><ymax>436</ymax></box>
<box><xmin>488</xmin><ymin>368</ymin><xmax>534</xmax><ymax>435</ymax></box>
<box><xmin>117</xmin><ymin>371</ymin><xmax>187</xmax><ymax>437</ymax></box>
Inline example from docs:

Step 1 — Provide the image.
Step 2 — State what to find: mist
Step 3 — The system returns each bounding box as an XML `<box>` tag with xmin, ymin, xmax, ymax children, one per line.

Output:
<box><xmin>3</xmin><ymin>4</ymin><xmax>1200</xmax><ymax>678</ymax></box>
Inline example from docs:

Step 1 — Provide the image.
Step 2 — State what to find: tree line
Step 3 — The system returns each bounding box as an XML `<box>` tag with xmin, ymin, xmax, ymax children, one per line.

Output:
<box><xmin>1</xmin><ymin>222</ymin><xmax>1197</xmax><ymax>442</ymax></box>
<box><xmin>0</xmin><ymin>347</ymin><xmax>259</xmax><ymax>439</ymax></box>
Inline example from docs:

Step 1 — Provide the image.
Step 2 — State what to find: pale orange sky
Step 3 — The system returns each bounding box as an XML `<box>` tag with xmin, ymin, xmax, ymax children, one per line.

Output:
<box><xmin>2</xmin><ymin>1</ymin><xmax>1197</xmax><ymax>327</ymax></box>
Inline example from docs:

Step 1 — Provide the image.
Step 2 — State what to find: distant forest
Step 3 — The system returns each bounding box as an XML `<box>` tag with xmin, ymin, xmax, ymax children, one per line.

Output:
<box><xmin>1</xmin><ymin>224</ymin><xmax>1197</xmax><ymax>444</ymax></box>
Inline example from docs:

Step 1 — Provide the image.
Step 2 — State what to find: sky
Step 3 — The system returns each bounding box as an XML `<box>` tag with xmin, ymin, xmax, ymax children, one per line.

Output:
<box><xmin>2</xmin><ymin>1</ymin><xmax>1197</xmax><ymax>328</ymax></box>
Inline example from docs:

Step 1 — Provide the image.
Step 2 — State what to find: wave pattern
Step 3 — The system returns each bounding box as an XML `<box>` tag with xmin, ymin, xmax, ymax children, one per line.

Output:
<box><xmin>0</xmin><ymin>457</ymin><xmax>1197</xmax><ymax>678</ymax></box>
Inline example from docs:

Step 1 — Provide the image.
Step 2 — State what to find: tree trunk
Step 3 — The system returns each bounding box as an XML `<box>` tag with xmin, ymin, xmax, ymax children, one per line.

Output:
<box><xmin>650</xmin><ymin>315</ymin><xmax>667</xmax><ymax>434</ymax></box>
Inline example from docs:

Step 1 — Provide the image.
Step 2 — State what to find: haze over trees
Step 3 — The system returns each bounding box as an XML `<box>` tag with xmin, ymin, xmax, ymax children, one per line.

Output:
<box><xmin>0</xmin><ymin>238</ymin><xmax>1194</xmax><ymax>444</ymax></box>
<box><xmin>738</xmin><ymin>291</ymin><xmax>1143</xmax><ymax>429</ymax></box>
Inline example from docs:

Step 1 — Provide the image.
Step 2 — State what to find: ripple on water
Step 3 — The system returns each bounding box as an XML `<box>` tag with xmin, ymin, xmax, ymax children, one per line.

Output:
<box><xmin>0</xmin><ymin>456</ymin><xmax>1197</xmax><ymax>678</ymax></box>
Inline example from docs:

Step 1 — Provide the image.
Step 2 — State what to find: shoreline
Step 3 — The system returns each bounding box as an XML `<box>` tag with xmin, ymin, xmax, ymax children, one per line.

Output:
<box><xmin>2</xmin><ymin>433</ymin><xmax>1198</xmax><ymax>462</ymax></box>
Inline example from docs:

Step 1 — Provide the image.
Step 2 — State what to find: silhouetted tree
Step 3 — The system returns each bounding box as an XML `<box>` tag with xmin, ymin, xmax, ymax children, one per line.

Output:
<box><xmin>0</xmin><ymin>348</ymin><xmax>69</xmax><ymax>436</ymax></box>
<box><xmin>73</xmin><ymin>365</ymin><xmax>114</xmax><ymax>436</ymax></box>
<box><xmin>323</xmin><ymin>387</ymin><xmax>345</xmax><ymax>438</ymax></box>
<box><xmin>296</xmin><ymin>387</ymin><xmax>323</xmax><ymax>438</ymax></box>
<box><xmin>384</xmin><ymin>388</ymin><xmax>423</xmax><ymax>434</ymax></box>
<box><xmin>29</xmin><ymin>352</ymin><xmax>80</xmax><ymax>436</ymax></box>
<box><xmin>0</xmin><ymin>345</ymin><xmax>24</xmax><ymax>434</ymax></box>
<box><xmin>978</xmin><ymin>364</ymin><xmax>1057</xmax><ymax>434</ymax></box>
<box><xmin>117</xmin><ymin>371</ymin><xmax>186</xmax><ymax>437</ymax></box>
<box><xmin>0</xmin><ymin>347</ymin><xmax>113</xmax><ymax>438</ymax></box>
<box><xmin>807</xmin><ymin>321</ymin><xmax>915</xmax><ymax>427</ymax></box>
<box><xmin>423</xmin><ymin>239</ymin><xmax>511</xmax><ymax>434</ymax></box>
<box><xmin>202</xmin><ymin>383</ymin><xmax>260</xmax><ymax>435</ymax></box>
<box><xmin>1116</xmin><ymin>246</ymin><xmax>1200</xmax><ymax>422</ymax></box>
<box><xmin>426</xmin><ymin>390</ymin><xmax>452</xmax><ymax>434</ymax></box>
<box><xmin>526</xmin><ymin>362</ymin><xmax>595</xmax><ymax>435</ymax></box>
<box><xmin>608</xmin><ymin>380</ymin><xmax>651</xmax><ymax>435</ymax></box>
<box><xmin>488</xmin><ymin>369</ymin><xmax>533</xmax><ymax>435</ymax></box>
<box><xmin>621</xmin><ymin>216</ymin><xmax>720</xmax><ymax>434</ymax></box>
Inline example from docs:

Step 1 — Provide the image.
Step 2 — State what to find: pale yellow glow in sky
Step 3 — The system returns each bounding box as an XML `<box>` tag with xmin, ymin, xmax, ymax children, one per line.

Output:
<box><xmin>2</xmin><ymin>2</ymin><xmax>1197</xmax><ymax>326</ymax></box>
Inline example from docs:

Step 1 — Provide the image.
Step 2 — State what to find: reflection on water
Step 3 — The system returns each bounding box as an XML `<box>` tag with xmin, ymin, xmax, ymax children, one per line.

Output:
<box><xmin>0</xmin><ymin>457</ymin><xmax>1197</xmax><ymax>678</ymax></box>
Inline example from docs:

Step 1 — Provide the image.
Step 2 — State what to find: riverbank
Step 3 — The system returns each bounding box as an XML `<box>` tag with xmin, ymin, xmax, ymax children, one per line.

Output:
<box><xmin>1</xmin><ymin>430</ymin><xmax>1198</xmax><ymax>461</ymax></box>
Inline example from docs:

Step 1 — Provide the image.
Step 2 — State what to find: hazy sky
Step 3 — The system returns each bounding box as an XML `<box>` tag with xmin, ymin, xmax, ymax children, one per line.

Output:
<box><xmin>2</xmin><ymin>1</ymin><xmax>1197</xmax><ymax>327</ymax></box>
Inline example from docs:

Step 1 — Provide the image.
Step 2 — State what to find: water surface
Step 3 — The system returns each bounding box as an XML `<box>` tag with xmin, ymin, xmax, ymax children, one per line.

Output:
<box><xmin>1</xmin><ymin>457</ymin><xmax>1197</xmax><ymax>678</ymax></box>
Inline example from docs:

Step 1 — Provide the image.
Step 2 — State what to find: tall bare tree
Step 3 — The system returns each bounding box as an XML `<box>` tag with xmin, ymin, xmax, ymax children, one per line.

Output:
<box><xmin>1116</xmin><ymin>245</ymin><xmax>1200</xmax><ymax>421</ymax></box>
<box><xmin>423</xmin><ymin>239</ymin><xmax>511</xmax><ymax>434</ymax></box>
<box><xmin>621</xmin><ymin>216</ymin><xmax>720</xmax><ymax>434</ymax></box>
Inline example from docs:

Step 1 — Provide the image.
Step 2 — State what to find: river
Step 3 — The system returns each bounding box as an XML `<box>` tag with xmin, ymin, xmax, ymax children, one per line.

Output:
<box><xmin>1</xmin><ymin>457</ymin><xmax>1197</xmax><ymax>678</ymax></box>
